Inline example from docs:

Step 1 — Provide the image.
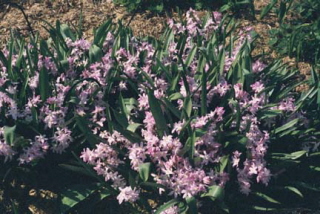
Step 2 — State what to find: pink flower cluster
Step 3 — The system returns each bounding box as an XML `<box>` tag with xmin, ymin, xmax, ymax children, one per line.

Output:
<box><xmin>0</xmin><ymin>8</ymin><xmax>309</xmax><ymax>208</ymax></box>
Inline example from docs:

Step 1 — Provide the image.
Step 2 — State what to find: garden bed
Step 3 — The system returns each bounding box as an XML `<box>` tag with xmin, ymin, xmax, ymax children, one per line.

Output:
<box><xmin>0</xmin><ymin>0</ymin><xmax>319</xmax><ymax>214</ymax></box>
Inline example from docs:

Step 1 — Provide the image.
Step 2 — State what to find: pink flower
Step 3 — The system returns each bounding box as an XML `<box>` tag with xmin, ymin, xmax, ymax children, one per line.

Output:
<box><xmin>129</xmin><ymin>143</ymin><xmax>146</xmax><ymax>170</ymax></box>
<box><xmin>143</xmin><ymin>111</ymin><xmax>156</xmax><ymax>132</ymax></box>
<box><xmin>192</xmin><ymin>116</ymin><xmax>208</xmax><ymax>129</ymax></box>
<box><xmin>117</xmin><ymin>186</ymin><xmax>140</xmax><ymax>204</ymax></box>
<box><xmin>238</xmin><ymin>169</ymin><xmax>251</xmax><ymax>195</ymax></box>
<box><xmin>257</xmin><ymin>168</ymin><xmax>271</xmax><ymax>185</ymax></box>
<box><xmin>18</xmin><ymin>135</ymin><xmax>49</xmax><ymax>164</ymax></box>
<box><xmin>277</xmin><ymin>97</ymin><xmax>296</xmax><ymax>112</ymax></box>
<box><xmin>160</xmin><ymin>206</ymin><xmax>179</xmax><ymax>214</ymax></box>
<box><xmin>138</xmin><ymin>93</ymin><xmax>149</xmax><ymax>110</ymax></box>
<box><xmin>80</xmin><ymin>148</ymin><xmax>96</xmax><ymax>165</ymax></box>
<box><xmin>251</xmin><ymin>81</ymin><xmax>264</xmax><ymax>93</ymax></box>
<box><xmin>232</xmin><ymin>151</ymin><xmax>242</xmax><ymax>168</ymax></box>
<box><xmin>159</xmin><ymin>135</ymin><xmax>182</xmax><ymax>154</ymax></box>
<box><xmin>213</xmin><ymin>11</ymin><xmax>222</xmax><ymax>23</ymax></box>
<box><xmin>172</xmin><ymin>120</ymin><xmax>185</xmax><ymax>134</ymax></box>
<box><xmin>234</xmin><ymin>83</ymin><xmax>248</xmax><ymax>100</ymax></box>
<box><xmin>51</xmin><ymin>127</ymin><xmax>73</xmax><ymax>154</ymax></box>
<box><xmin>212</xmin><ymin>79</ymin><xmax>230</xmax><ymax>97</ymax></box>
<box><xmin>252</xmin><ymin>60</ymin><xmax>266</xmax><ymax>73</ymax></box>
<box><xmin>0</xmin><ymin>140</ymin><xmax>16</xmax><ymax>162</ymax></box>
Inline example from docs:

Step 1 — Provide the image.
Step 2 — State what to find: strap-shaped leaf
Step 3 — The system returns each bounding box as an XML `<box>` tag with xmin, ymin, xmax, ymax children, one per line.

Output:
<box><xmin>186</xmin><ymin>197</ymin><xmax>197</xmax><ymax>214</ymax></box>
<box><xmin>60</xmin><ymin>23</ymin><xmax>76</xmax><ymax>41</ymax></box>
<box><xmin>93</xmin><ymin>19</ymin><xmax>112</xmax><ymax>47</ymax></box>
<box><xmin>127</xmin><ymin>123</ymin><xmax>142</xmax><ymax>133</ymax></box>
<box><xmin>274</xmin><ymin>118</ymin><xmax>299</xmax><ymax>134</ymax></box>
<box><xmin>260</xmin><ymin>0</ymin><xmax>277</xmax><ymax>20</ymax></box>
<box><xmin>253</xmin><ymin>192</ymin><xmax>281</xmax><ymax>204</ymax></box>
<box><xmin>148</xmin><ymin>90</ymin><xmax>168</xmax><ymax>137</ymax></box>
<box><xmin>201</xmin><ymin>185</ymin><xmax>224</xmax><ymax>201</ymax></box>
<box><xmin>39</xmin><ymin>67</ymin><xmax>50</xmax><ymax>101</ymax></box>
<box><xmin>75</xmin><ymin>116</ymin><xmax>99</xmax><ymax>146</ymax></box>
<box><xmin>284</xmin><ymin>186</ymin><xmax>303</xmax><ymax>198</ymax></box>
<box><xmin>60</xmin><ymin>183</ymin><xmax>108</xmax><ymax>213</ymax></box>
<box><xmin>4</xmin><ymin>125</ymin><xmax>16</xmax><ymax>146</ymax></box>
<box><xmin>139</xmin><ymin>162</ymin><xmax>151</xmax><ymax>182</ymax></box>
<box><xmin>89</xmin><ymin>44</ymin><xmax>103</xmax><ymax>64</ymax></box>
<box><xmin>185</xmin><ymin>45</ymin><xmax>197</xmax><ymax>67</ymax></box>
<box><xmin>183</xmin><ymin>95</ymin><xmax>193</xmax><ymax>119</ymax></box>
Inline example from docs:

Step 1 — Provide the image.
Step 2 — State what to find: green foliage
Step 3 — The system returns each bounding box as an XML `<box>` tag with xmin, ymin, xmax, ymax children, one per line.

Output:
<box><xmin>1</xmin><ymin>6</ymin><xmax>320</xmax><ymax>213</ymax></box>
<box><xmin>267</xmin><ymin>0</ymin><xmax>320</xmax><ymax>65</ymax></box>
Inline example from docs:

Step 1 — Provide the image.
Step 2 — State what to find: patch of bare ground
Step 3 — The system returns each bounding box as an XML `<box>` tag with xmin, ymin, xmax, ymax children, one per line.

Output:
<box><xmin>237</xmin><ymin>0</ymin><xmax>312</xmax><ymax>92</ymax></box>
<box><xmin>0</xmin><ymin>0</ymin><xmax>167</xmax><ymax>45</ymax></box>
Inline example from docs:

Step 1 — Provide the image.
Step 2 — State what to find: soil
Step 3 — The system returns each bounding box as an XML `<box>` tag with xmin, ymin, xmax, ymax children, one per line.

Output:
<box><xmin>0</xmin><ymin>0</ymin><xmax>315</xmax><ymax>213</ymax></box>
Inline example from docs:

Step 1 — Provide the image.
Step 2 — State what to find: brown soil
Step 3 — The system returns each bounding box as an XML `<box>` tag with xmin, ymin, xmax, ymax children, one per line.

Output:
<box><xmin>0</xmin><ymin>0</ymin><xmax>311</xmax><ymax>79</ymax></box>
<box><xmin>0</xmin><ymin>0</ymin><xmax>166</xmax><ymax>45</ymax></box>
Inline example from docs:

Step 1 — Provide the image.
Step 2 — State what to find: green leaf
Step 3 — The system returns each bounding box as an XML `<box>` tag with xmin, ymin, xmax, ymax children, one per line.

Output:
<box><xmin>183</xmin><ymin>95</ymin><xmax>193</xmax><ymax>119</ymax></box>
<box><xmin>252</xmin><ymin>206</ymin><xmax>276</xmax><ymax>211</ymax></box>
<box><xmin>60</xmin><ymin>23</ymin><xmax>76</xmax><ymax>41</ymax></box>
<box><xmin>129</xmin><ymin>171</ymin><xmax>137</xmax><ymax>188</ymax></box>
<box><xmin>188</xmin><ymin>131</ymin><xmax>196</xmax><ymax>160</ymax></box>
<box><xmin>148</xmin><ymin>90</ymin><xmax>168</xmax><ymax>137</ymax></box>
<box><xmin>162</xmin><ymin>98</ymin><xmax>181</xmax><ymax>119</ymax></box>
<box><xmin>259</xmin><ymin>109</ymin><xmax>282</xmax><ymax>120</ymax></box>
<box><xmin>31</xmin><ymin>107</ymin><xmax>39</xmax><ymax>125</ymax></box>
<box><xmin>169</xmin><ymin>70</ymin><xmax>181</xmax><ymax>92</ymax></box>
<box><xmin>89</xmin><ymin>44</ymin><xmax>103</xmax><ymax>64</ymax></box>
<box><xmin>140</xmin><ymin>182</ymin><xmax>166</xmax><ymax>190</ymax></box>
<box><xmin>113</xmin><ymin>123</ymin><xmax>142</xmax><ymax>143</ymax></box>
<box><xmin>253</xmin><ymin>192</ymin><xmax>281</xmax><ymax>204</ymax></box>
<box><xmin>11</xmin><ymin>201</ymin><xmax>19</xmax><ymax>214</ymax></box>
<box><xmin>15</xmin><ymin>39</ymin><xmax>25</xmax><ymax>69</ymax></box>
<box><xmin>278</xmin><ymin>1</ymin><xmax>287</xmax><ymax>25</ymax></box>
<box><xmin>294</xmin><ymin>182</ymin><xmax>320</xmax><ymax>192</ymax></box>
<box><xmin>200</xmin><ymin>66</ymin><xmax>207</xmax><ymax>116</ymax></box>
<box><xmin>169</xmin><ymin>92</ymin><xmax>183</xmax><ymax>101</ymax></box>
<box><xmin>75</xmin><ymin>116</ymin><xmax>99</xmax><ymax>146</ymax></box>
<box><xmin>185</xmin><ymin>46</ymin><xmax>197</xmax><ymax>67</ymax></box>
<box><xmin>60</xmin><ymin>183</ymin><xmax>104</xmax><ymax>213</ymax></box>
<box><xmin>71</xmin><ymin>151</ymin><xmax>105</xmax><ymax>183</ymax></box>
<box><xmin>219</xmin><ymin>155</ymin><xmax>229</xmax><ymax>173</ymax></box>
<box><xmin>7</xmin><ymin>38</ymin><xmax>14</xmax><ymax>80</ymax></box>
<box><xmin>284</xmin><ymin>186</ymin><xmax>303</xmax><ymax>198</ymax></box>
<box><xmin>59</xmin><ymin>164</ymin><xmax>96</xmax><ymax>178</ymax></box>
<box><xmin>93</xmin><ymin>19</ymin><xmax>112</xmax><ymax>47</ymax></box>
<box><xmin>154</xmin><ymin>199</ymin><xmax>180</xmax><ymax>214</ymax></box>
<box><xmin>127</xmin><ymin>123</ymin><xmax>142</xmax><ymax>133</ymax></box>
<box><xmin>0</xmin><ymin>51</ymin><xmax>8</xmax><ymax>69</ymax></box>
<box><xmin>111</xmin><ymin>107</ymin><xmax>129</xmax><ymax>128</ymax></box>
<box><xmin>39</xmin><ymin>68</ymin><xmax>50</xmax><ymax>101</ymax></box>
<box><xmin>274</xmin><ymin>118</ymin><xmax>299</xmax><ymax>134</ymax></box>
<box><xmin>219</xmin><ymin>4</ymin><xmax>231</xmax><ymax>12</ymax></box>
<box><xmin>139</xmin><ymin>162</ymin><xmax>151</xmax><ymax>182</ymax></box>
<box><xmin>287</xmin><ymin>150</ymin><xmax>307</xmax><ymax>160</ymax></box>
<box><xmin>186</xmin><ymin>197</ymin><xmax>197</xmax><ymax>214</ymax></box>
<box><xmin>4</xmin><ymin>125</ymin><xmax>16</xmax><ymax>146</ymax></box>
<box><xmin>310</xmin><ymin>165</ymin><xmax>320</xmax><ymax>172</ymax></box>
<box><xmin>219</xmin><ymin>49</ymin><xmax>226</xmax><ymax>75</ymax></box>
<box><xmin>272</xmin><ymin>150</ymin><xmax>307</xmax><ymax>160</ymax></box>
<box><xmin>201</xmin><ymin>185</ymin><xmax>224</xmax><ymax>201</ymax></box>
<box><xmin>139</xmin><ymin>69</ymin><xmax>155</xmax><ymax>89</ymax></box>
<box><xmin>119</xmin><ymin>93</ymin><xmax>130</xmax><ymax>119</ymax></box>
<box><xmin>260</xmin><ymin>0</ymin><xmax>277</xmax><ymax>20</ymax></box>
